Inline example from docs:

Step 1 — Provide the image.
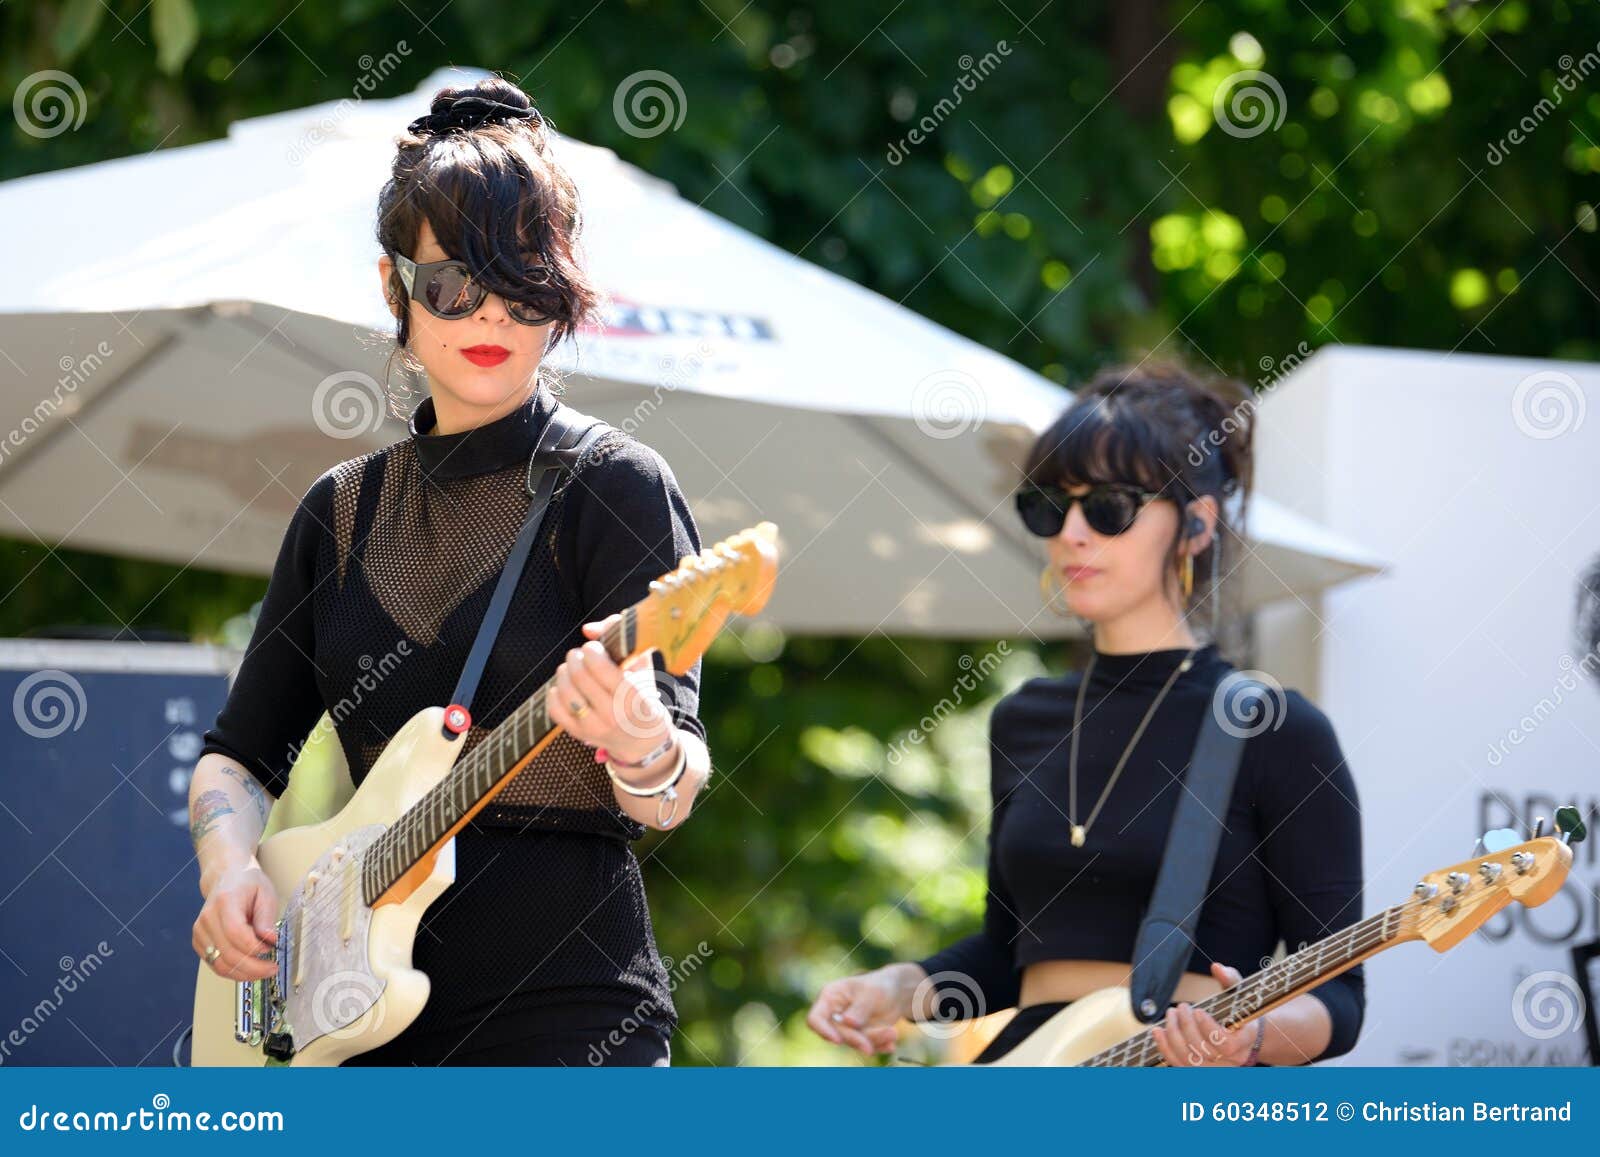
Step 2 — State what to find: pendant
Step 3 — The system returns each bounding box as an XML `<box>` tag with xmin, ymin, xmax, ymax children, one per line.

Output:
<box><xmin>1070</xmin><ymin>824</ymin><xmax>1086</xmax><ymax>848</ymax></box>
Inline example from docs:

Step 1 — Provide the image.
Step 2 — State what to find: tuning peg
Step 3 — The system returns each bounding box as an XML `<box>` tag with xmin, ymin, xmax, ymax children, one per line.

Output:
<box><xmin>1555</xmin><ymin>805</ymin><xmax>1587</xmax><ymax>846</ymax></box>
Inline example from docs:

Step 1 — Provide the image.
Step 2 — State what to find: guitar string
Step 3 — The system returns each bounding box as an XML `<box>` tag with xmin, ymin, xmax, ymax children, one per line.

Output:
<box><xmin>283</xmin><ymin>545</ymin><xmax>733</xmax><ymax>953</ymax></box>
<box><xmin>1082</xmin><ymin>885</ymin><xmax>1508</xmax><ymax>1067</ymax></box>
<box><xmin>1085</xmin><ymin>905</ymin><xmax>1410</xmax><ymax>1067</ymax></box>
<box><xmin>276</xmin><ymin>614</ymin><xmax>633</xmax><ymax>953</ymax></box>
<box><xmin>947</xmin><ymin>880</ymin><xmax>1516</xmax><ymax>1067</ymax></box>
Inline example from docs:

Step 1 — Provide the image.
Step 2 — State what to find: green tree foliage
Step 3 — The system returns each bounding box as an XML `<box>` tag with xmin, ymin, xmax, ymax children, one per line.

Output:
<box><xmin>1</xmin><ymin>0</ymin><xmax>1595</xmax><ymax>1063</ymax></box>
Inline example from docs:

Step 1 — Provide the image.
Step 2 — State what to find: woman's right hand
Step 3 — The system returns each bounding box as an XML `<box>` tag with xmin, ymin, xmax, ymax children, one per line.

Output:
<box><xmin>806</xmin><ymin>963</ymin><xmax>926</xmax><ymax>1056</ymax></box>
<box><xmin>193</xmin><ymin>863</ymin><xmax>280</xmax><ymax>981</ymax></box>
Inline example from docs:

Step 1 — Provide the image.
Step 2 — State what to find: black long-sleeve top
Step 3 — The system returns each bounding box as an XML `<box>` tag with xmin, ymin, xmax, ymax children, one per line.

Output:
<box><xmin>199</xmin><ymin>383</ymin><xmax>704</xmax><ymax>1062</ymax></box>
<box><xmin>916</xmin><ymin>643</ymin><xmax>1366</xmax><ymax>1063</ymax></box>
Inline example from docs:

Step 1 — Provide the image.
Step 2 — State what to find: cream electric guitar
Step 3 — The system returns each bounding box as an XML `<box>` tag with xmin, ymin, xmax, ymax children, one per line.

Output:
<box><xmin>957</xmin><ymin>807</ymin><xmax>1586</xmax><ymax>1066</ymax></box>
<box><xmin>192</xmin><ymin>522</ymin><xmax>779</xmax><ymax>1066</ymax></box>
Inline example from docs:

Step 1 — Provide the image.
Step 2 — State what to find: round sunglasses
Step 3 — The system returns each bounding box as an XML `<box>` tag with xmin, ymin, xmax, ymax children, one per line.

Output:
<box><xmin>391</xmin><ymin>251</ymin><xmax>559</xmax><ymax>326</ymax></box>
<box><xmin>1015</xmin><ymin>482</ymin><xmax>1168</xmax><ymax>538</ymax></box>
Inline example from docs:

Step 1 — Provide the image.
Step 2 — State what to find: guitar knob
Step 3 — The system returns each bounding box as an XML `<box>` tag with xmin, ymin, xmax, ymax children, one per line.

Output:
<box><xmin>1478</xmin><ymin>862</ymin><xmax>1503</xmax><ymax>882</ymax></box>
<box><xmin>1511</xmin><ymin>851</ymin><xmax>1535</xmax><ymax>873</ymax></box>
<box><xmin>1413</xmin><ymin>881</ymin><xmax>1438</xmax><ymax>899</ymax></box>
<box><xmin>1445</xmin><ymin>871</ymin><xmax>1470</xmax><ymax>893</ymax></box>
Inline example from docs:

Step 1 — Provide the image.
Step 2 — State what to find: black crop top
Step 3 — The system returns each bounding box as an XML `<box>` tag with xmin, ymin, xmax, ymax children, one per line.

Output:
<box><xmin>915</xmin><ymin>642</ymin><xmax>1366</xmax><ymax>1063</ymax></box>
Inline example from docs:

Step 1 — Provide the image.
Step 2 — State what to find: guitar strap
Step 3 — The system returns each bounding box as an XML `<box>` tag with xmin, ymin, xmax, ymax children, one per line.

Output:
<box><xmin>1127</xmin><ymin>674</ymin><xmax>1266</xmax><ymax>1024</ymax></box>
<box><xmin>445</xmin><ymin>401</ymin><xmax>611</xmax><ymax>722</ymax></box>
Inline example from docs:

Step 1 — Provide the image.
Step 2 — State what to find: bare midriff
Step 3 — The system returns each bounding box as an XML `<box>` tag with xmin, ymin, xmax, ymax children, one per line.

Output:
<box><xmin>1019</xmin><ymin>959</ymin><xmax>1222</xmax><ymax>1007</ymax></box>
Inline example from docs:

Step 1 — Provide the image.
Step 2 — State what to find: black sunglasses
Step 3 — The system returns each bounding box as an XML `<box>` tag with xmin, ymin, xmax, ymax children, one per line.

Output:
<box><xmin>391</xmin><ymin>252</ymin><xmax>559</xmax><ymax>326</ymax></box>
<box><xmin>1015</xmin><ymin>482</ymin><xmax>1167</xmax><ymax>538</ymax></box>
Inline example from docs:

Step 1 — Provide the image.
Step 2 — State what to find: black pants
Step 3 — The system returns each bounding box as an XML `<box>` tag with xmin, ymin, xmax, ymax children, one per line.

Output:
<box><xmin>969</xmin><ymin>1001</ymin><xmax>1071</xmax><ymax>1064</ymax></box>
<box><xmin>340</xmin><ymin>1005</ymin><xmax>672</xmax><ymax>1067</ymax></box>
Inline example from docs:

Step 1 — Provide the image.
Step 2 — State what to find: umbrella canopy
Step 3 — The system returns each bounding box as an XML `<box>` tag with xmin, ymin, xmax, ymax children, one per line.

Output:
<box><xmin>0</xmin><ymin>66</ymin><xmax>1385</xmax><ymax>639</ymax></box>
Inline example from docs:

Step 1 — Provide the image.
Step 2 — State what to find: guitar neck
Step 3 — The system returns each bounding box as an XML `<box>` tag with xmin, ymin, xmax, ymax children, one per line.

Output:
<box><xmin>1081</xmin><ymin>900</ymin><xmax>1418</xmax><ymax>1067</ymax></box>
<box><xmin>360</xmin><ymin>608</ymin><xmax>642</xmax><ymax>904</ymax></box>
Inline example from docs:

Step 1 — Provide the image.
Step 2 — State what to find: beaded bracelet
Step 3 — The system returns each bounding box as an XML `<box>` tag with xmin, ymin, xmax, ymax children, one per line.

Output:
<box><xmin>594</xmin><ymin>729</ymin><xmax>677</xmax><ymax>770</ymax></box>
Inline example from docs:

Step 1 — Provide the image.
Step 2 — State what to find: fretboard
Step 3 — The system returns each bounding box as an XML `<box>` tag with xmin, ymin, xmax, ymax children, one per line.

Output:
<box><xmin>1079</xmin><ymin>900</ymin><xmax>1416</xmax><ymax>1067</ymax></box>
<box><xmin>360</xmin><ymin>607</ymin><xmax>638</xmax><ymax>905</ymax></box>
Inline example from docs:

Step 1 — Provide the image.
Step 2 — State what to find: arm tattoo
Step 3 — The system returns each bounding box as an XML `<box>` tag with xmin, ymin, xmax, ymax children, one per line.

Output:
<box><xmin>190</xmin><ymin>789</ymin><xmax>236</xmax><ymax>846</ymax></box>
<box><xmin>217</xmin><ymin>762</ymin><xmax>271</xmax><ymax>824</ymax></box>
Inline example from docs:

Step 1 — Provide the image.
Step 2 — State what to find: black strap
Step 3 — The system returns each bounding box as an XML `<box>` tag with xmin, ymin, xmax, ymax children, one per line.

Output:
<box><xmin>1127</xmin><ymin>675</ymin><xmax>1266</xmax><ymax>1023</ymax></box>
<box><xmin>445</xmin><ymin>404</ymin><xmax>610</xmax><ymax>724</ymax></box>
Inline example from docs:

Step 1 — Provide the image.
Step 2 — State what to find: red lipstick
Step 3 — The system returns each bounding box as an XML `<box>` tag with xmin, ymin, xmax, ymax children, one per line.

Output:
<box><xmin>460</xmin><ymin>345</ymin><xmax>510</xmax><ymax>367</ymax></box>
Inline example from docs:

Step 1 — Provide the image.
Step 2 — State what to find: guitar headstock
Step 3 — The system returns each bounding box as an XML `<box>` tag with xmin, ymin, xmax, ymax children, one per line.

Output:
<box><xmin>633</xmin><ymin>522</ymin><xmax>780</xmax><ymax>674</ymax></box>
<box><xmin>1404</xmin><ymin>810</ymin><xmax>1582</xmax><ymax>951</ymax></box>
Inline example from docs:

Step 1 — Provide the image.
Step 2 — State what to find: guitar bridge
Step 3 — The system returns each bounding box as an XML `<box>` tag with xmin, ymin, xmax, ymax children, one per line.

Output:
<box><xmin>233</xmin><ymin>916</ymin><xmax>293</xmax><ymax>1054</ymax></box>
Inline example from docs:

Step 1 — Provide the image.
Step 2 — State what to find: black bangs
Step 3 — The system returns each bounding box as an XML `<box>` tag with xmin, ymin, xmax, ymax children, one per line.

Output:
<box><xmin>1024</xmin><ymin>391</ymin><xmax>1189</xmax><ymax>497</ymax></box>
<box><xmin>412</xmin><ymin>145</ymin><xmax>567</xmax><ymax>317</ymax></box>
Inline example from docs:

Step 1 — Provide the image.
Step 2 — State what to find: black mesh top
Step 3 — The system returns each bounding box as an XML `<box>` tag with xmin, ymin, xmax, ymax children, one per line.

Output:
<box><xmin>200</xmin><ymin>382</ymin><xmax>704</xmax><ymax>1060</ymax></box>
<box><xmin>916</xmin><ymin>643</ymin><xmax>1367</xmax><ymax>1063</ymax></box>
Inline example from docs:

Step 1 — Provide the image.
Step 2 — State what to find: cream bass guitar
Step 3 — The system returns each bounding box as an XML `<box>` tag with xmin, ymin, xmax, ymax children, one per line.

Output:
<box><xmin>950</xmin><ymin>807</ymin><xmax>1586</xmax><ymax>1066</ymax></box>
<box><xmin>191</xmin><ymin>523</ymin><xmax>779</xmax><ymax>1066</ymax></box>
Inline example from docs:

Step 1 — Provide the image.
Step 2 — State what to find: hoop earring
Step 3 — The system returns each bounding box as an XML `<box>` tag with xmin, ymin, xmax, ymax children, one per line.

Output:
<box><xmin>1040</xmin><ymin>564</ymin><xmax>1075</xmax><ymax>619</ymax></box>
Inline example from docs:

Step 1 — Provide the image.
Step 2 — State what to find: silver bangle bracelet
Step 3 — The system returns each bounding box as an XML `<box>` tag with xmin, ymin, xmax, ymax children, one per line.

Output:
<box><xmin>607</xmin><ymin>741</ymin><xmax>689</xmax><ymax>828</ymax></box>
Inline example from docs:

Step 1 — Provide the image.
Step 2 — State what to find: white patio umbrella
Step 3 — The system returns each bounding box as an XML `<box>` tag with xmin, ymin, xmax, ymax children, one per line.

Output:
<box><xmin>0</xmin><ymin>65</ymin><xmax>1385</xmax><ymax>639</ymax></box>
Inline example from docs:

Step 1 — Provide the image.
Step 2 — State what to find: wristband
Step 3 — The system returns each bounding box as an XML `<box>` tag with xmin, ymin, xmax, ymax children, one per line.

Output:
<box><xmin>1244</xmin><ymin>1017</ymin><xmax>1265</xmax><ymax>1066</ymax></box>
<box><xmin>595</xmin><ymin>728</ymin><xmax>677</xmax><ymax>769</ymax></box>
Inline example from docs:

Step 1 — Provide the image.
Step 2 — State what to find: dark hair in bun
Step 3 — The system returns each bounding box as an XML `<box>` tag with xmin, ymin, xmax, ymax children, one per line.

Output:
<box><xmin>376</xmin><ymin>75</ymin><xmax>600</xmax><ymax>379</ymax></box>
<box><xmin>1023</xmin><ymin>359</ymin><xmax>1255</xmax><ymax>624</ymax></box>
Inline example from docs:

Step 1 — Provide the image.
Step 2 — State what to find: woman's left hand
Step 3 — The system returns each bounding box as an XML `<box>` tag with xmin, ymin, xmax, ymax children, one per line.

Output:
<box><xmin>1151</xmin><ymin>962</ymin><xmax>1261</xmax><ymax>1067</ymax></box>
<box><xmin>547</xmin><ymin>613</ymin><xmax>675</xmax><ymax>763</ymax></box>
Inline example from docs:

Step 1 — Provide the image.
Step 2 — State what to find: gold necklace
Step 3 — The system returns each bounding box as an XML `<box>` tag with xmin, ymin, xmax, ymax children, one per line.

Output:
<box><xmin>1067</xmin><ymin>645</ymin><xmax>1200</xmax><ymax>848</ymax></box>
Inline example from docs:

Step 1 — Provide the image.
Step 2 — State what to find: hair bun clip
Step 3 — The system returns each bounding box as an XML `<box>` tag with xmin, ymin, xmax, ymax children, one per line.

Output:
<box><xmin>407</xmin><ymin>95</ymin><xmax>545</xmax><ymax>137</ymax></box>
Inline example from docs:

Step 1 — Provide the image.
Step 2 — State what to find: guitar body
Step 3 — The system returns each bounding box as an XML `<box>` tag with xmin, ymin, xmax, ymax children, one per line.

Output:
<box><xmin>958</xmin><ymin>987</ymin><xmax>1147</xmax><ymax>1067</ymax></box>
<box><xmin>191</xmin><ymin>706</ymin><xmax>462</xmax><ymax>1067</ymax></box>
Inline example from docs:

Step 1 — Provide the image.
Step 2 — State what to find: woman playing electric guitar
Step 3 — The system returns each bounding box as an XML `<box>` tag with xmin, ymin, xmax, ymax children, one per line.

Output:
<box><xmin>807</xmin><ymin>362</ymin><xmax>1366</xmax><ymax>1067</ymax></box>
<box><xmin>187</xmin><ymin>76</ymin><xmax>712</xmax><ymax>1066</ymax></box>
